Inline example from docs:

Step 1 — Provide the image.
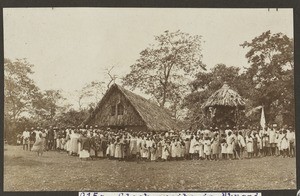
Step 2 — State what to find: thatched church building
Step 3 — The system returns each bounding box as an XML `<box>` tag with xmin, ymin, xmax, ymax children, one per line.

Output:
<box><xmin>83</xmin><ymin>84</ymin><xmax>179</xmax><ymax>132</ymax></box>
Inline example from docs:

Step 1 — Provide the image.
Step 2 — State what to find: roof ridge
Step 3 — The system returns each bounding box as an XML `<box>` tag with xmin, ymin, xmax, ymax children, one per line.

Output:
<box><xmin>83</xmin><ymin>83</ymin><xmax>179</xmax><ymax>131</ymax></box>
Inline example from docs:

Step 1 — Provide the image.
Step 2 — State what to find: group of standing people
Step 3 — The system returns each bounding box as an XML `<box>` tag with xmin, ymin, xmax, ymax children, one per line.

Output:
<box><xmin>19</xmin><ymin>127</ymin><xmax>46</xmax><ymax>156</ymax></box>
<box><xmin>19</xmin><ymin>124</ymin><xmax>296</xmax><ymax>161</ymax></box>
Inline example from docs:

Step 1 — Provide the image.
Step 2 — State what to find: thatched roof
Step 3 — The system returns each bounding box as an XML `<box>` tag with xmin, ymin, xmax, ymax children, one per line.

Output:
<box><xmin>83</xmin><ymin>84</ymin><xmax>179</xmax><ymax>131</ymax></box>
<box><xmin>202</xmin><ymin>83</ymin><xmax>246</xmax><ymax>110</ymax></box>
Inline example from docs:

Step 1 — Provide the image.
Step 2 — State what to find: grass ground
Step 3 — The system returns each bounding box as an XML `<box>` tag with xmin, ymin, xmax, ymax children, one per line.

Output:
<box><xmin>4</xmin><ymin>144</ymin><xmax>296</xmax><ymax>191</ymax></box>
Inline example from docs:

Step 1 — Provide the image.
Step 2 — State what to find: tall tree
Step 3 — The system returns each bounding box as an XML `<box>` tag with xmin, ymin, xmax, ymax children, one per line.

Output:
<box><xmin>4</xmin><ymin>58</ymin><xmax>40</xmax><ymax>143</ymax></box>
<box><xmin>122</xmin><ymin>30</ymin><xmax>206</xmax><ymax>110</ymax></box>
<box><xmin>241</xmin><ymin>31</ymin><xmax>294</xmax><ymax>126</ymax></box>
<box><xmin>4</xmin><ymin>58</ymin><xmax>39</xmax><ymax>122</ymax></box>
<box><xmin>31</xmin><ymin>90</ymin><xmax>65</xmax><ymax>125</ymax></box>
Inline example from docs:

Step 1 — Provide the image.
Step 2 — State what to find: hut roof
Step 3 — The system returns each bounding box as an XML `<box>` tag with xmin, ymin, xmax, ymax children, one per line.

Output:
<box><xmin>202</xmin><ymin>83</ymin><xmax>246</xmax><ymax>110</ymax></box>
<box><xmin>83</xmin><ymin>84</ymin><xmax>179</xmax><ymax>131</ymax></box>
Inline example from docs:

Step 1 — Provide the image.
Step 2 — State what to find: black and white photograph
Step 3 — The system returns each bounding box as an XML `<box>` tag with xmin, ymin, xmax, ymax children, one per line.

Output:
<box><xmin>3</xmin><ymin>8</ymin><xmax>295</xmax><ymax>192</ymax></box>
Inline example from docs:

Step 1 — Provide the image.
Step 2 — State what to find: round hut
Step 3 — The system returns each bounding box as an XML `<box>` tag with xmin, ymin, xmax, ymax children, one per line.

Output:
<box><xmin>202</xmin><ymin>82</ymin><xmax>246</xmax><ymax>127</ymax></box>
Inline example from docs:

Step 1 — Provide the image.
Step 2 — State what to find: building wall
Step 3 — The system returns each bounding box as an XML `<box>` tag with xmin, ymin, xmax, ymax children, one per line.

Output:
<box><xmin>90</xmin><ymin>89</ymin><xmax>146</xmax><ymax>129</ymax></box>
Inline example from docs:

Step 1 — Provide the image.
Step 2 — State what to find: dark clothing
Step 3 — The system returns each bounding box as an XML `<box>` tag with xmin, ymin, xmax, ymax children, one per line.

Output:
<box><xmin>48</xmin><ymin>130</ymin><xmax>54</xmax><ymax>140</ymax></box>
<box><xmin>79</xmin><ymin>137</ymin><xmax>91</xmax><ymax>151</ymax></box>
<box><xmin>30</xmin><ymin>132</ymin><xmax>36</xmax><ymax>142</ymax></box>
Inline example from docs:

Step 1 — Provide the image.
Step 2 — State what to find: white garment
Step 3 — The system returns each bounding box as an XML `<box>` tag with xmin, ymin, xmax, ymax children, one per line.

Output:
<box><xmin>246</xmin><ymin>136</ymin><xmax>253</xmax><ymax>152</ymax></box>
<box><xmin>280</xmin><ymin>135</ymin><xmax>289</xmax><ymax>150</ymax></box>
<box><xmin>79</xmin><ymin>150</ymin><xmax>90</xmax><ymax>158</ymax></box>
<box><xmin>258</xmin><ymin>130</ymin><xmax>264</xmax><ymax>138</ymax></box>
<box><xmin>146</xmin><ymin>140</ymin><xmax>152</xmax><ymax>148</ymax></box>
<box><xmin>221</xmin><ymin>143</ymin><xmax>227</xmax><ymax>154</ymax></box>
<box><xmin>22</xmin><ymin>131</ymin><xmax>30</xmax><ymax>139</ymax></box>
<box><xmin>203</xmin><ymin>140</ymin><xmax>211</xmax><ymax>155</ymax></box>
<box><xmin>35</xmin><ymin>130</ymin><xmax>42</xmax><ymax>140</ymax></box>
<box><xmin>225</xmin><ymin>129</ymin><xmax>232</xmax><ymax>136</ymax></box>
<box><xmin>277</xmin><ymin>134</ymin><xmax>284</xmax><ymax>150</ymax></box>
<box><xmin>189</xmin><ymin>138</ymin><xmax>196</xmax><ymax>154</ymax></box>
<box><xmin>162</xmin><ymin>144</ymin><xmax>170</xmax><ymax>160</ymax></box>
<box><xmin>287</xmin><ymin>131</ymin><xmax>295</xmax><ymax>142</ymax></box>
<box><xmin>269</xmin><ymin>129</ymin><xmax>276</xmax><ymax>143</ymax></box>
<box><xmin>237</xmin><ymin>135</ymin><xmax>246</xmax><ymax>147</ymax></box>
<box><xmin>198</xmin><ymin>139</ymin><xmax>204</xmax><ymax>157</ymax></box>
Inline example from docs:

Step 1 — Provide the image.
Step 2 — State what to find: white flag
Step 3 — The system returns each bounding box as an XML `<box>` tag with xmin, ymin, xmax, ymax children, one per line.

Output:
<box><xmin>260</xmin><ymin>106</ymin><xmax>266</xmax><ymax>129</ymax></box>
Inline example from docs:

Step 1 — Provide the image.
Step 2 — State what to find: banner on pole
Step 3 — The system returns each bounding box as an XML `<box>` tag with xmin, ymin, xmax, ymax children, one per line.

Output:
<box><xmin>260</xmin><ymin>106</ymin><xmax>266</xmax><ymax>129</ymax></box>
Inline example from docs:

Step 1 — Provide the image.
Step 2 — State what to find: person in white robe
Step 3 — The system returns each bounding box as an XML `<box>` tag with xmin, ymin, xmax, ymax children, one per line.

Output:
<box><xmin>203</xmin><ymin>137</ymin><xmax>212</xmax><ymax>160</ymax></box>
<box><xmin>237</xmin><ymin>131</ymin><xmax>246</xmax><ymax>159</ymax></box>
<box><xmin>287</xmin><ymin>127</ymin><xmax>295</xmax><ymax>157</ymax></box>
<box><xmin>268</xmin><ymin>125</ymin><xmax>277</xmax><ymax>156</ymax></box>
<box><xmin>193</xmin><ymin>137</ymin><xmax>200</xmax><ymax>160</ymax></box>
<box><xmin>280</xmin><ymin>130</ymin><xmax>289</xmax><ymax>158</ymax></box>
<box><xmin>150</xmin><ymin>138</ymin><xmax>157</xmax><ymax>161</ymax></box>
<box><xmin>162</xmin><ymin>140</ymin><xmax>170</xmax><ymax>161</ymax></box>
<box><xmin>220</xmin><ymin>138</ymin><xmax>227</xmax><ymax>160</ymax></box>
<box><xmin>22</xmin><ymin>129</ymin><xmax>30</xmax><ymax>151</ymax></box>
<box><xmin>69</xmin><ymin>130</ymin><xmax>80</xmax><ymax>155</ymax></box>
<box><xmin>129</xmin><ymin>134</ymin><xmax>138</xmax><ymax>159</ymax></box>
<box><xmin>199</xmin><ymin>135</ymin><xmax>204</xmax><ymax>159</ymax></box>
<box><xmin>170</xmin><ymin>139</ymin><xmax>177</xmax><ymax>160</ymax></box>
<box><xmin>246</xmin><ymin>133</ymin><xmax>254</xmax><ymax>158</ymax></box>
<box><xmin>226</xmin><ymin>132</ymin><xmax>234</xmax><ymax>160</ymax></box>
<box><xmin>189</xmin><ymin>135</ymin><xmax>196</xmax><ymax>159</ymax></box>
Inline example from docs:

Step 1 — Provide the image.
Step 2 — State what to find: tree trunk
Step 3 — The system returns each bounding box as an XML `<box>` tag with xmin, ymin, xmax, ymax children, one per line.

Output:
<box><xmin>161</xmin><ymin>85</ymin><xmax>166</xmax><ymax>107</ymax></box>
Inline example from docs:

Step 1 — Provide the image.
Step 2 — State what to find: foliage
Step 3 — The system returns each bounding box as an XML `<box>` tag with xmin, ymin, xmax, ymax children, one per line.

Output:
<box><xmin>4</xmin><ymin>30</ymin><xmax>294</xmax><ymax>141</ymax></box>
<box><xmin>4</xmin><ymin>58</ymin><xmax>66</xmax><ymax>143</ymax></box>
<box><xmin>55</xmin><ymin>108</ymin><xmax>90</xmax><ymax>128</ymax></box>
<box><xmin>31</xmin><ymin>90</ymin><xmax>65</xmax><ymax>124</ymax></box>
<box><xmin>4</xmin><ymin>58</ymin><xmax>40</xmax><ymax>121</ymax></box>
<box><xmin>122</xmin><ymin>30</ymin><xmax>206</xmax><ymax>116</ymax></box>
<box><xmin>4</xmin><ymin>58</ymin><xmax>40</xmax><ymax>143</ymax></box>
<box><xmin>183</xmin><ymin>64</ymin><xmax>243</xmax><ymax>128</ymax></box>
<box><xmin>240</xmin><ymin>30</ymin><xmax>294</xmax><ymax>126</ymax></box>
<box><xmin>184</xmin><ymin>31</ymin><xmax>294</xmax><ymax>128</ymax></box>
<box><xmin>77</xmin><ymin>80</ymin><xmax>105</xmax><ymax>109</ymax></box>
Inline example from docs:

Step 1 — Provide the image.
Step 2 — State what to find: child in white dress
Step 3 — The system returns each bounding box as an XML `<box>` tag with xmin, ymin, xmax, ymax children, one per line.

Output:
<box><xmin>246</xmin><ymin>133</ymin><xmax>254</xmax><ymax>158</ymax></box>
<box><xmin>193</xmin><ymin>137</ymin><xmax>200</xmax><ymax>160</ymax></box>
<box><xmin>221</xmin><ymin>138</ymin><xmax>227</xmax><ymax>160</ymax></box>
<box><xmin>189</xmin><ymin>135</ymin><xmax>196</xmax><ymax>159</ymax></box>
<box><xmin>226</xmin><ymin>132</ymin><xmax>234</xmax><ymax>160</ymax></box>
<box><xmin>199</xmin><ymin>135</ymin><xmax>204</xmax><ymax>160</ymax></box>
<box><xmin>203</xmin><ymin>137</ymin><xmax>212</xmax><ymax>160</ymax></box>
<box><xmin>170</xmin><ymin>139</ymin><xmax>177</xmax><ymax>160</ymax></box>
<box><xmin>280</xmin><ymin>130</ymin><xmax>289</xmax><ymax>158</ymax></box>
<box><xmin>162</xmin><ymin>140</ymin><xmax>170</xmax><ymax>161</ymax></box>
<box><xmin>150</xmin><ymin>139</ymin><xmax>157</xmax><ymax>161</ymax></box>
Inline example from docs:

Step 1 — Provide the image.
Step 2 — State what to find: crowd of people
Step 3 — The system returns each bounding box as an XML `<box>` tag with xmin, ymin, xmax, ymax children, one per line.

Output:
<box><xmin>18</xmin><ymin>124</ymin><xmax>296</xmax><ymax>161</ymax></box>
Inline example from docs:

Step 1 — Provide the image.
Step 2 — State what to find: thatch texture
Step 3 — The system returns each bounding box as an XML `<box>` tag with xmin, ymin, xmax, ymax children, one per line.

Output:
<box><xmin>83</xmin><ymin>84</ymin><xmax>179</xmax><ymax>132</ymax></box>
<box><xmin>202</xmin><ymin>83</ymin><xmax>246</xmax><ymax>110</ymax></box>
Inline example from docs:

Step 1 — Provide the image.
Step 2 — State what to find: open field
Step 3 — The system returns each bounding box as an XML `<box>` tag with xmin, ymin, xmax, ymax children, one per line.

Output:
<box><xmin>4</xmin><ymin>144</ymin><xmax>296</xmax><ymax>191</ymax></box>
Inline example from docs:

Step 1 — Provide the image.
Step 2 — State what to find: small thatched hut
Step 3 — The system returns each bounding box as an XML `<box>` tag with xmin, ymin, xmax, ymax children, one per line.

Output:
<box><xmin>202</xmin><ymin>82</ymin><xmax>246</xmax><ymax>126</ymax></box>
<box><xmin>202</xmin><ymin>83</ymin><xmax>246</xmax><ymax>109</ymax></box>
<box><xmin>82</xmin><ymin>84</ymin><xmax>179</xmax><ymax>132</ymax></box>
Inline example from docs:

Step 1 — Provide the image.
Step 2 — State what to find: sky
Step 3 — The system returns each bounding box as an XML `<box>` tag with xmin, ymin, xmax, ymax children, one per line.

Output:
<box><xmin>4</xmin><ymin>8</ymin><xmax>294</xmax><ymax>109</ymax></box>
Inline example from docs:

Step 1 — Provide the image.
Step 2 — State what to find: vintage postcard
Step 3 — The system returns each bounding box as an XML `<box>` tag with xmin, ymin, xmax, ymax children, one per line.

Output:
<box><xmin>3</xmin><ymin>8</ymin><xmax>295</xmax><ymax>192</ymax></box>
